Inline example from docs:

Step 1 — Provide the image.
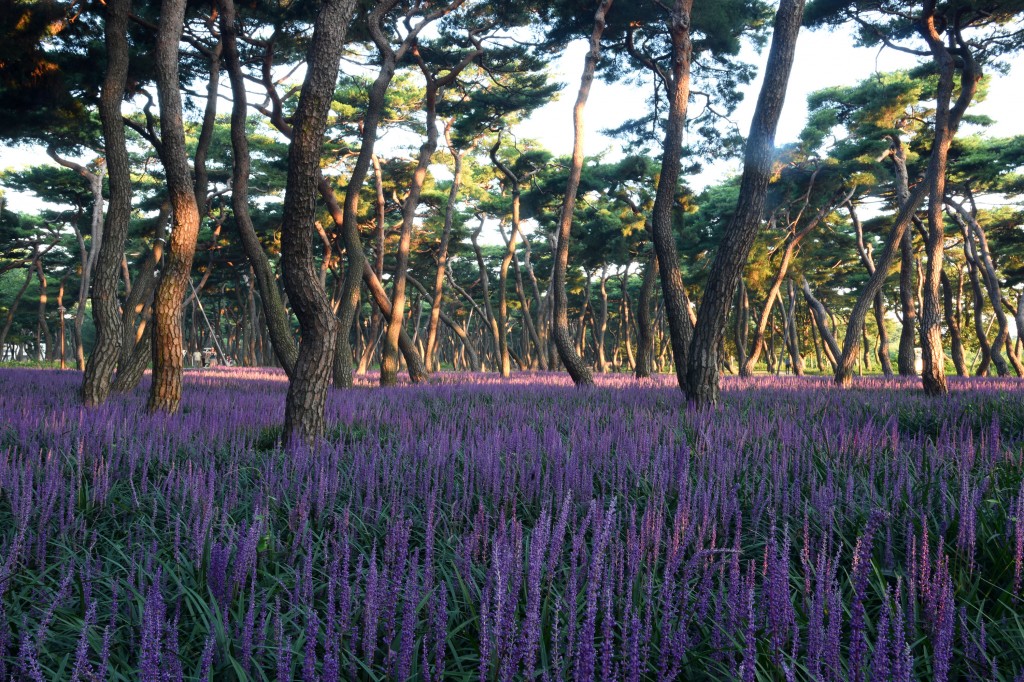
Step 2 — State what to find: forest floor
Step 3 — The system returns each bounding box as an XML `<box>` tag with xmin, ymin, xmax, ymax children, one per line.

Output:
<box><xmin>1</xmin><ymin>366</ymin><xmax>1023</xmax><ymax>680</ymax></box>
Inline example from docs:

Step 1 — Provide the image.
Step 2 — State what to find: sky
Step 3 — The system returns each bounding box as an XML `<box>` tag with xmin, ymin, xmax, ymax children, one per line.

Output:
<box><xmin>3</xmin><ymin>22</ymin><xmax>1023</xmax><ymax>214</ymax></box>
<box><xmin>517</xmin><ymin>25</ymin><xmax>1024</xmax><ymax>190</ymax></box>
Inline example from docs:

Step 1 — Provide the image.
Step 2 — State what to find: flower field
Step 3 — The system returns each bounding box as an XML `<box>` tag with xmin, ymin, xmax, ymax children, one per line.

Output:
<box><xmin>1</xmin><ymin>367</ymin><xmax>1024</xmax><ymax>680</ymax></box>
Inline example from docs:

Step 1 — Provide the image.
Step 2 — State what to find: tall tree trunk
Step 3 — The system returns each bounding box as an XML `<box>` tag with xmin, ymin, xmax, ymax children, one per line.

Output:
<box><xmin>784</xmin><ymin>278</ymin><xmax>803</xmax><ymax>375</ymax></box>
<box><xmin>490</xmin><ymin>139</ymin><xmax>525</xmax><ymax>378</ymax></box>
<box><xmin>897</xmin><ymin>230</ymin><xmax>918</xmax><ymax>375</ymax></box>
<box><xmin>635</xmin><ymin>251</ymin><xmax>658</xmax><ymax>378</ymax></box>
<box><xmin>147</xmin><ymin>0</ymin><xmax>201</xmax><ymax>413</ymax></box>
<box><xmin>471</xmin><ymin>225</ymin><xmax>501</xmax><ymax>369</ymax></box>
<box><xmin>512</xmin><ymin>233</ymin><xmax>542</xmax><ymax>369</ymax></box>
<box><xmin>551</xmin><ymin>0</ymin><xmax>612</xmax><ymax>386</ymax></box>
<box><xmin>82</xmin><ymin>0</ymin><xmax>133</xmax><ymax>405</ymax></box>
<box><xmin>940</xmin><ymin>268</ymin><xmax>968</xmax><ymax>376</ymax></box>
<box><xmin>949</xmin><ymin>198</ymin><xmax>1022</xmax><ymax>376</ymax></box>
<box><xmin>834</xmin><ymin>27</ymin><xmax>977</xmax><ymax>388</ymax></box>
<box><xmin>380</xmin><ymin>43</ymin><xmax>481</xmax><ymax>385</ymax></box>
<box><xmin>48</xmin><ymin>155</ymin><xmax>103</xmax><ymax>371</ymax></box>
<box><xmin>34</xmin><ymin>257</ymin><xmax>52</xmax><ymax>361</ymax></box>
<box><xmin>521</xmin><ymin>236</ymin><xmax>548</xmax><ymax>370</ymax></box>
<box><xmin>686</xmin><ymin>0</ymin><xmax>805</xmax><ymax>405</ymax></box>
<box><xmin>425</xmin><ymin>125</ymin><xmax>465</xmax><ymax>372</ymax></box>
<box><xmin>332</xmin><ymin>2</ymin><xmax>457</xmax><ymax>387</ymax></box>
<box><xmin>918</xmin><ymin>4</ymin><xmax>981</xmax><ymax>396</ymax></box>
<box><xmin>279</xmin><ymin>0</ymin><xmax>357</xmax><ymax>442</ymax></box>
<box><xmin>597</xmin><ymin>268</ymin><xmax>610</xmax><ymax>372</ymax></box>
<box><xmin>630</xmin><ymin>1</ymin><xmax>696</xmax><ymax>389</ymax></box>
<box><xmin>408</xmin><ymin>273</ymin><xmax>481</xmax><ymax>371</ymax></box>
<box><xmin>734</xmin><ymin>278</ymin><xmax>749</xmax><ymax>374</ymax></box>
<box><xmin>849</xmin><ymin>200</ymin><xmax>894</xmax><ymax>376</ymax></box>
<box><xmin>219</xmin><ymin>0</ymin><xmax>298</xmax><ymax>376</ymax></box>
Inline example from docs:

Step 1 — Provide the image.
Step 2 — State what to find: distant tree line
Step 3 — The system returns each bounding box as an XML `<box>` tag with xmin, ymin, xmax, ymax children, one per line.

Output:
<box><xmin>1</xmin><ymin>0</ymin><xmax>1023</xmax><ymax>441</ymax></box>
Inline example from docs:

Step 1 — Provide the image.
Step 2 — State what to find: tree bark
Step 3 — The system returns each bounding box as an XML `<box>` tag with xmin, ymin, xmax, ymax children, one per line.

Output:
<box><xmin>629</xmin><ymin>1</ymin><xmax>697</xmax><ymax>389</ymax></box>
<box><xmin>407</xmin><ymin>273</ymin><xmax>481</xmax><ymax>371</ymax></box>
<box><xmin>784</xmin><ymin>278</ymin><xmax>803</xmax><ymax>375</ymax></box>
<box><xmin>685</xmin><ymin>0</ymin><xmax>805</xmax><ymax>406</ymax></box>
<box><xmin>219</xmin><ymin>0</ymin><xmax>298</xmax><ymax>377</ymax></box>
<box><xmin>425</xmin><ymin>124</ymin><xmax>466</xmax><ymax>372</ymax></box>
<box><xmin>849</xmin><ymin>200</ymin><xmax>894</xmax><ymax>376</ymax></box>
<box><xmin>279</xmin><ymin>0</ymin><xmax>357</xmax><ymax>442</ymax></box>
<box><xmin>917</xmin><ymin>4</ymin><xmax>981</xmax><ymax>396</ymax></box>
<box><xmin>948</xmin><ymin>198</ymin><xmax>1022</xmax><ymax>376</ymax></box>
<box><xmin>635</xmin><ymin>251</ymin><xmax>658</xmax><ymax>378</ymax></box>
<box><xmin>940</xmin><ymin>267</ymin><xmax>968</xmax><ymax>376</ymax></box>
<box><xmin>897</xmin><ymin>229</ymin><xmax>919</xmax><ymax>375</ymax></box>
<box><xmin>552</xmin><ymin>0</ymin><xmax>612</xmax><ymax>386</ymax></box>
<box><xmin>801</xmin><ymin>276</ymin><xmax>840</xmax><ymax>371</ymax></box>
<box><xmin>82</xmin><ymin>0</ymin><xmax>133</xmax><ymax>405</ymax></box>
<box><xmin>48</xmin><ymin>153</ymin><xmax>103</xmax><ymax>370</ymax></box>
<box><xmin>380</xmin><ymin>41</ymin><xmax>481</xmax><ymax>385</ymax></box>
<box><xmin>146</xmin><ymin>0</ymin><xmax>201</xmax><ymax>413</ymax></box>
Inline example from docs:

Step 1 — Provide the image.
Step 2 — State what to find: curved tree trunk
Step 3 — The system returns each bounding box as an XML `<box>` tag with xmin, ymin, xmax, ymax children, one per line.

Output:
<box><xmin>219</xmin><ymin>0</ymin><xmax>298</xmax><ymax>377</ymax></box>
<box><xmin>381</xmin><ymin>70</ymin><xmax>453</xmax><ymax>385</ymax></box>
<box><xmin>632</xmin><ymin>1</ymin><xmax>696</xmax><ymax>389</ymax></box>
<box><xmin>949</xmin><ymin>198</ymin><xmax>1022</xmax><ymax>376</ymax></box>
<box><xmin>147</xmin><ymin>0</ymin><xmax>200</xmax><ymax>414</ymax></box>
<box><xmin>552</xmin><ymin>0</ymin><xmax>613</xmax><ymax>387</ymax></box>
<box><xmin>685</xmin><ymin>0</ymin><xmax>805</xmax><ymax>406</ymax></box>
<box><xmin>848</xmin><ymin>200</ymin><xmax>894</xmax><ymax>376</ymax></box>
<box><xmin>801</xmin><ymin>276</ymin><xmax>840</xmax><ymax>371</ymax></box>
<box><xmin>407</xmin><ymin>273</ymin><xmax>481</xmax><ymax>371</ymax></box>
<box><xmin>279</xmin><ymin>0</ymin><xmax>357</xmax><ymax>442</ymax></box>
<box><xmin>82</xmin><ymin>0</ymin><xmax>132</xmax><ymax>405</ymax></box>
<box><xmin>918</xmin><ymin>9</ymin><xmax>981</xmax><ymax>396</ymax></box>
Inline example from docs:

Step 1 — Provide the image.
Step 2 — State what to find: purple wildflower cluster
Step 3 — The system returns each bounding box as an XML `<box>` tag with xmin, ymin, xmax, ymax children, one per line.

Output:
<box><xmin>0</xmin><ymin>367</ymin><xmax>1023</xmax><ymax>679</ymax></box>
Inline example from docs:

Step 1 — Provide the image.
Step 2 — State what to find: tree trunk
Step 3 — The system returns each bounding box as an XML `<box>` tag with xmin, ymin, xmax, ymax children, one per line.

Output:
<box><xmin>949</xmin><ymin>198</ymin><xmax>1022</xmax><ymax>376</ymax></box>
<box><xmin>634</xmin><ymin>251</ymin><xmax>658</xmax><ymax>378</ymax></box>
<box><xmin>147</xmin><ymin>0</ymin><xmax>201</xmax><ymax>413</ymax></box>
<box><xmin>82</xmin><ymin>0</ymin><xmax>133</xmax><ymax>405</ymax></box>
<box><xmin>940</xmin><ymin>267</ymin><xmax>968</xmax><ymax>376</ymax></box>
<box><xmin>380</xmin><ymin>44</ymin><xmax>480</xmax><ymax>385</ymax></box>
<box><xmin>279</xmin><ymin>0</ymin><xmax>357</xmax><ymax>442</ymax></box>
<box><xmin>734</xmin><ymin>278</ymin><xmax>749</xmax><ymax>374</ymax></box>
<box><xmin>219</xmin><ymin>0</ymin><xmax>298</xmax><ymax>376</ymax></box>
<box><xmin>408</xmin><ymin>273</ymin><xmax>481</xmax><ymax>371</ymax></box>
<box><xmin>686</xmin><ymin>0</ymin><xmax>805</xmax><ymax>405</ymax></box>
<box><xmin>801</xmin><ymin>276</ymin><xmax>840</xmax><ymax>371</ymax></box>
<box><xmin>1</xmin><ymin>253</ymin><xmax>38</xmax><ymax>351</ymax></box>
<box><xmin>512</xmin><ymin>234</ymin><xmax>542</xmax><ymax>369</ymax></box>
<box><xmin>49</xmin><ymin>157</ymin><xmax>103</xmax><ymax>371</ymax></box>
<box><xmin>34</xmin><ymin>257</ymin><xmax>52</xmax><ymax>361</ymax></box>
<box><xmin>897</xmin><ymin>229</ymin><xmax>918</xmax><ymax>375</ymax></box>
<box><xmin>331</xmin><ymin>3</ymin><xmax>454</xmax><ymax>388</ymax></box>
<box><xmin>917</xmin><ymin>7</ymin><xmax>981</xmax><ymax>396</ymax></box>
<box><xmin>597</xmin><ymin>268</ymin><xmax>610</xmax><ymax>372</ymax></box>
<box><xmin>848</xmin><ymin>200</ymin><xmax>894</xmax><ymax>376</ymax></box>
<box><xmin>425</xmin><ymin>127</ymin><xmax>465</xmax><ymax>372</ymax></box>
<box><xmin>551</xmin><ymin>0</ymin><xmax>612</xmax><ymax>386</ymax></box>
<box><xmin>784</xmin><ymin>278</ymin><xmax>803</xmax><ymax>375</ymax></box>
<box><xmin>471</xmin><ymin>224</ymin><xmax>501</xmax><ymax>369</ymax></box>
<box><xmin>632</xmin><ymin>1</ymin><xmax>696</xmax><ymax>389</ymax></box>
